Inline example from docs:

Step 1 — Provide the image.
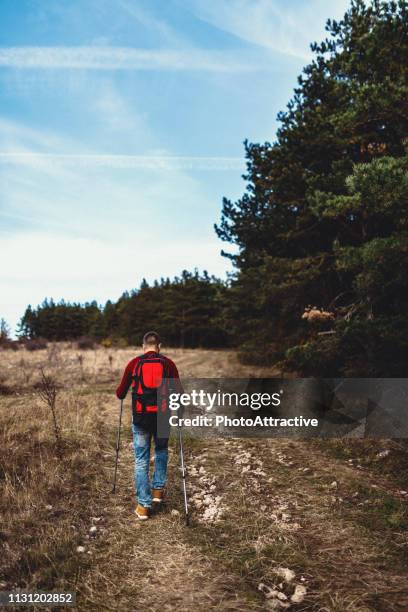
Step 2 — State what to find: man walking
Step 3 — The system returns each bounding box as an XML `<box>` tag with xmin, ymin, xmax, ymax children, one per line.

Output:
<box><xmin>116</xmin><ymin>331</ymin><xmax>182</xmax><ymax>520</ymax></box>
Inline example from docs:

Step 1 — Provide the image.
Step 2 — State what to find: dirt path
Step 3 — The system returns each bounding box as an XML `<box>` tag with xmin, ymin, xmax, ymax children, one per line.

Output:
<box><xmin>77</xmin><ymin>350</ymin><xmax>408</xmax><ymax>611</ymax></box>
<box><xmin>186</xmin><ymin>436</ymin><xmax>408</xmax><ymax>610</ymax></box>
<box><xmin>78</xmin><ymin>392</ymin><xmax>262</xmax><ymax>611</ymax></box>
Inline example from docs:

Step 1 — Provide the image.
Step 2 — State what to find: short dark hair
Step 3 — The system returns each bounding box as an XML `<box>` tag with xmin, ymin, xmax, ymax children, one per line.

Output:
<box><xmin>142</xmin><ymin>331</ymin><xmax>161</xmax><ymax>346</ymax></box>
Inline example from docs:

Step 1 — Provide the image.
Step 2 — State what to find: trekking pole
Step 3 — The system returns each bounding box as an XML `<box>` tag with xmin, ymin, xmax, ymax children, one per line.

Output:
<box><xmin>178</xmin><ymin>423</ymin><xmax>190</xmax><ymax>526</ymax></box>
<box><xmin>112</xmin><ymin>399</ymin><xmax>124</xmax><ymax>493</ymax></box>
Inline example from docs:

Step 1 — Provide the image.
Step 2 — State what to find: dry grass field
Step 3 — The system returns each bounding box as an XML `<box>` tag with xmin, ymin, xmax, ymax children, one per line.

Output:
<box><xmin>0</xmin><ymin>344</ymin><xmax>407</xmax><ymax>611</ymax></box>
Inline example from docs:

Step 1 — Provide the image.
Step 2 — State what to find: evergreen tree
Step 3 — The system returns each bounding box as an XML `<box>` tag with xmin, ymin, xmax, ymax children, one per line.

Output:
<box><xmin>216</xmin><ymin>0</ymin><xmax>408</xmax><ymax>373</ymax></box>
<box><xmin>286</xmin><ymin>149</ymin><xmax>408</xmax><ymax>375</ymax></box>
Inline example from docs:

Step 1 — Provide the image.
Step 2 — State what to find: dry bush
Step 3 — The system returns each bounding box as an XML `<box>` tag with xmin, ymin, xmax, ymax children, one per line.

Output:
<box><xmin>18</xmin><ymin>357</ymin><xmax>33</xmax><ymax>386</ymax></box>
<box><xmin>46</xmin><ymin>343</ymin><xmax>61</xmax><ymax>364</ymax></box>
<box><xmin>0</xmin><ymin>339</ymin><xmax>19</xmax><ymax>351</ymax></box>
<box><xmin>24</xmin><ymin>338</ymin><xmax>48</xmax><ymax>351</ymax></box>
<box><xmin>35</xmin><ymin>368</ymin><xmax>63</xmax><ymax>457</ymax></box>
<box><xmin>76</xmin><ymin>336</ymin><xmax>96</xmax><ymax>350</ymax></box>
<box><xmin>0</xmin><ymin>383</ymin><xmax>14</xmax><ymax>396</ymax></box>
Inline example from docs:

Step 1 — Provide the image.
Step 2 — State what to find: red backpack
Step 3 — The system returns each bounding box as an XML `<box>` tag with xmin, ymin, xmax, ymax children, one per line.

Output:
<box><xmin>131</xmin><ymin>354</ymin><xmax>168</xmax><ymax>414</ymax></box>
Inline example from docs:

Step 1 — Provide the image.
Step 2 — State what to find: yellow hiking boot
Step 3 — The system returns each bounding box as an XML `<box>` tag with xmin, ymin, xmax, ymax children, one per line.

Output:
<box><xmin>135</xmin><ymin>504</ymin><xmax>150</xmax><ymax>520</ymax></box>
<box><xmin>152</xmin><ymin>489</ymin><xmax>164</xmax><ymax>504</ymax></box>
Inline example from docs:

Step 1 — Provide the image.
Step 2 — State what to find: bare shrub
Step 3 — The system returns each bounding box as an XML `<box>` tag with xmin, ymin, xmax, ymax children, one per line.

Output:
<box><xmin>47</xmin><ymin>343</ymin><xmax>61</xmax><ymax>364</ymax></box>
<box><xmin>24</xmin><ymin>338</ymin><xmax>48</xmax><ymax>351</ymax></box>
<box><xmin>76</xmin><ymin>336</ymin><xmax>95</xmax><ymax>350</ymax></box>
<box><xmin>108</xmin><ymin>354</ymin><xmax>114</xmax><ymax>379</ymax></box>
<box><xmin>18</xmin><ymin>357</ymin><xmax>32</xmax><ymax>385</ymax></box>
<box><xmin>77</xmin><ymin>354</ymin><xmax>84</xmax><ymax>380</ymax></box>
<box><xmin>35</xmin><ymin>368</ymin><xmax>63</xmax><ymax>457</ymax></box>
<box><xmin>0</xmin><ymin>383</ymin><xmax>14</xmax><ymax>396</ymax></box>
<box><xmin>0</xmin><ymin>339</ymin><xmax>19</xmax><ymax>351</ymax></box>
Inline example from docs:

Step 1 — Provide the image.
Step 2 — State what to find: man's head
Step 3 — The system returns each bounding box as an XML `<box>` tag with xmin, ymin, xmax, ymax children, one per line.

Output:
<box><xmin>142</xmin><ymin>331</ymin><xmax>161</xmax><ymax>353</ymax></box>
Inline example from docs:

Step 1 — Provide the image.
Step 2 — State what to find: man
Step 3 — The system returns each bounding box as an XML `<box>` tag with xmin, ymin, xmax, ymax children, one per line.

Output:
<box><xmin>116</xmin><ymin>331</ymin><xmax>182</xmax><ymax>520</ymax></box>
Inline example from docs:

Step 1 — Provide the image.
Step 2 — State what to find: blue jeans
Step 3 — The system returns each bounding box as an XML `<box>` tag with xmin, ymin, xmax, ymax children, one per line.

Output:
<box><xmin>132</xmin><ymin>423</ymin><xmax>169</xmax><ymax>508</ymax></box>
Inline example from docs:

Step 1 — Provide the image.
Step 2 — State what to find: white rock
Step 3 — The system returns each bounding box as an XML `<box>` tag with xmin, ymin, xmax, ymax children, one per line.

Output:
<box><xmin>258</xmin><ymin>583</ymin><xmax>277</xmax><ymax>598</ymax></box>
<box><xmin>45</xmin><ymin>505</ymin><xmax>53</xmax><ymax>511</ymax></box>
<box><xmin>330</xmin><ymin>481</ymin><xmax>338</xmax><ymax>488</ymax></box>
<box><xmin>291</xmin><ymin>584</ymin><xmax>307</xmax><ymax>604</ymax></box>
<box><xmin>76</xmin><ymin>546</ymin><xmax>86</xmax><ymax>553</ymax></box>
<box><xmin>171</xmin><ymin>509</ymin><xmax>180</xmax><ymax>516</ymax></box>
<box><xmin>274</xmin><ymin>567</ymin><xmax>295</xmax><ymax>583</ymax></box>
<box><xmin>398</xmin><ymin>490</ymin><xmax>407</xmax><ymax>495</ymax></box>
<box><xmin>89</xmin><ymin>526</ymin><xmax>97</xmax><ymax>534</ymax></box>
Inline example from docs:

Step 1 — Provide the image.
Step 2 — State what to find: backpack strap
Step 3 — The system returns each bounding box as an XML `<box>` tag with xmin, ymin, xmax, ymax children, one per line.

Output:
<box><xmin>131</xmin><ymin>354</ymin><xmax>146</xmax><ymax>388</ymax></box>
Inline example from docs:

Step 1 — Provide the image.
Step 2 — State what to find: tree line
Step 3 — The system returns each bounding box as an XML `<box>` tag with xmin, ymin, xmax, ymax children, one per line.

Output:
<box><xmin>14</xmin><ymin>1</ymin><xmax>408</xmax><ymax>376</ymax></box>
<box><xmin>18</xmin><ymin>271</ymin><xmax>229</xmax><ymax>349</ymax></box>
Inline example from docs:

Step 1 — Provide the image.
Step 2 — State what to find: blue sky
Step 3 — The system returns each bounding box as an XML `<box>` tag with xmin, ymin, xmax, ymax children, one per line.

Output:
<box><xmin>0</xmin><ymin>0</ymin><xmax>351</xmax><ymax>334</ymax></box>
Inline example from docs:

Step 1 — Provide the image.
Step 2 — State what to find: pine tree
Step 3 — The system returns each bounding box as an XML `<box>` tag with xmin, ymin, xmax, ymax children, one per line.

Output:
<box><xmin>216</xmin><ymin>0</ymin><xmax>408</xmax><ymax>373</ymax></box>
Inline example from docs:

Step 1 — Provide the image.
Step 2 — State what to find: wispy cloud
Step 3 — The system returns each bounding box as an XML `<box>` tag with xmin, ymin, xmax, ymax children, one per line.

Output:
<box><xmin>0</xmin><ymin>46</ymin><xmax>266</xmax><ymax>72</ymax></box>
<box><xmin>92</xmin><ymin>79</ymin><xmax>150</xmax><ymax>134</ymax></box>
<box><xmin>117</xmin><ymin>0</ymin><xmax>186</xmax><ymax>47</ymax></box>
<box><xmin>184</xmin><ymin>0</ymin><xmax>351</xmax><ymax>60</ymax></box>
<box><xmin>0</xmin><ymin>119</ymin><xmax>238</xmax><ymax>247</ymax></box>
<box><xmin>0</xmin><ymin>152</ymin><xmax>244</xmax><ymax>171</ymax></box>
<box><xmin>0</xmin><ymin>116</ymin><xmax>243</xmax><ymax>171</ymax></box>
